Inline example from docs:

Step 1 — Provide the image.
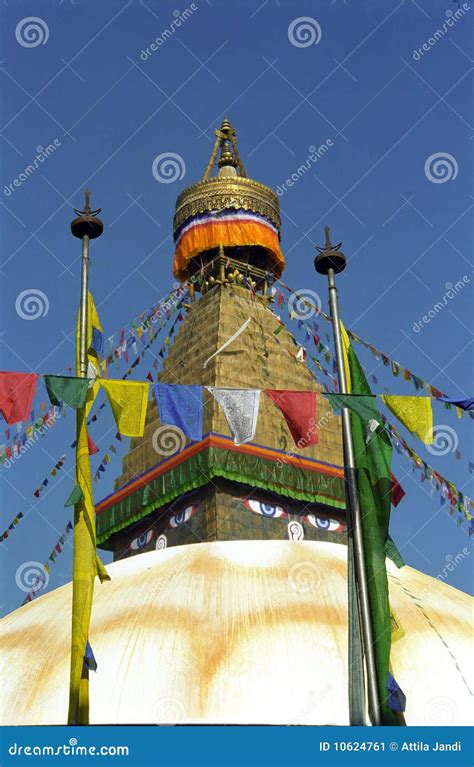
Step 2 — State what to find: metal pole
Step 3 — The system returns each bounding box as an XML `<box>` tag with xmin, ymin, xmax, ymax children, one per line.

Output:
<box><xmin>79</xmin><ymin>235</ymin><xmax>90</xmax><ymax>378</ymax></box>
<box><xmin>326</xmin><ymin>267</ymin><xmax>381</xmax><ymax>726</ymax></box>
<box><xmin>69</xmin><ymin>192</ymin><xmax>103</xmax><ymax>725</ymax></box>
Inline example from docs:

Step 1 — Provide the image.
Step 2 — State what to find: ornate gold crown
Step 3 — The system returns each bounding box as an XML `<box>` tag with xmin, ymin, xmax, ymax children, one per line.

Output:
<box><xmin>172</xmin><ymin>117</ymin><xmax>281</xmax><ymax>239</ymax></box>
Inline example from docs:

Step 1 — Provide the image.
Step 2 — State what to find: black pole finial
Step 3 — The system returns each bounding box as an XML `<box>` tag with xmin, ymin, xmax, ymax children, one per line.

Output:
<box><xmin>71</xmin><ymin>190</ymin><xmax>103</xmax><ymax>240</ymax></box>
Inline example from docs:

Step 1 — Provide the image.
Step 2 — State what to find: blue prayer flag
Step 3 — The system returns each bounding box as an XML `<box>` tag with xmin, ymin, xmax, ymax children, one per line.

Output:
<box><xmin>154</xmin><ymin>384</ymin><xmax>203</xmax><ymax>442</ymax></box>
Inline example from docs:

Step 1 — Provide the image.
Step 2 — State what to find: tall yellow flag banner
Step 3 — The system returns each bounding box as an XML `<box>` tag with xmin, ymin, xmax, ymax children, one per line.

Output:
<box><xmin>68</xmin><ymin>293</ymin><xmax>109</xmax><ymax>725</ymax></box>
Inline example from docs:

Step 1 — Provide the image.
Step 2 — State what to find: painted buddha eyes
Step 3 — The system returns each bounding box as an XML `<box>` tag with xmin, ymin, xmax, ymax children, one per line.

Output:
<box><xmin>168</xmin><ymin>504</ymin><xmax>199</xmax><ymax>528</ymax></box>
<box><xmin>304</xmin><ymin>514</ymin><xmax>345</xmax><ymax>533</ymax></box>
<box><xmin>130</xmin><ymin>530</ymin><xmax>153</xmax><ymax>550</ymax></box>
<box><xmin>243</xmin><ymin>499</ymin><xmax>289</xmax><ymax>519</ymax></box>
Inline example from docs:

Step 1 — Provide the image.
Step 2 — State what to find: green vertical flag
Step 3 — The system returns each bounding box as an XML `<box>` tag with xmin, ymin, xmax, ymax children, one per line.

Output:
<box><xmin>341</xmin><ymin>322</ymin><xmax>403</xmax><ymax>725</ymax></box>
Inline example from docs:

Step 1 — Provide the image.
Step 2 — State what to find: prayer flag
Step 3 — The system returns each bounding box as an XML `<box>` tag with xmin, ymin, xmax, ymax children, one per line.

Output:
<box><xmin>0</xmin><ymin>372</ymin><xmax>38</xmax><ymax>425</ymax></box>
<box><xmin>207</xmin><ymin>387</ymin><xmax>260</xmax><ymax>446</ymax></box>
<box><xmin>44</xmin><ymin>375</ymin><xmax>90</xmax><ymax>410</ymax></box>
<box><xmin>68</xmin><ymin>293</ymin><xmax>110</xmax><ymax>726</ymax></box>
<box><xmin>325</xmin><ymin>393</ymin><xmax>379</xmax><ymax>423</ymax></box>
<box><xmin>65</xmin><ymin>484</ymin><xmax>84</xmax><ymax>507</ymax></box>
<box><xmin>381</xmin><ymin>396</ymin><xmax>433</xmax><ymax>444</ymax></box>
<box><xmin>341</xmin><ymin>323</ymin><xmax>401</xmax><ymax>724</ymax></box>
<box><xmin>265</xmin><ymin>390</ymin><xmax>318</xmax><ymax>448</ymax></box>
<box><xmin>87</xmin><ymin>434</ymin><xmax>99</xmax><ymax>456</ymax></box>
<box><xmin>390</xmin><ymin>473</ymin><xmax>406</xmax><ymax>508</ymax></box>
<box><xmin>101</xmin><ymin>380</ymin><xmax>149</xmax><ymax>437</ymax></box>
<box><xmin>154</xmin><ymin>384</ymin><xmax>203</xmax><ymax>442</ymax></box>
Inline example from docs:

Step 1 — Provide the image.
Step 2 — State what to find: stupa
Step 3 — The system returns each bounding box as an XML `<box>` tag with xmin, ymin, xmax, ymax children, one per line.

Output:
<box><xmin>1</xmin><ymin>120</ymin><xmax>471</xmax><ymax>727</ymax></box>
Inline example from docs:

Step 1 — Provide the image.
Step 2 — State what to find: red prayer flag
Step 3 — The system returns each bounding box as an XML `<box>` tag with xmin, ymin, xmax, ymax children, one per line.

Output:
<box><xmin>390</xmin><ymin>473</ymin><xmax>405</xmax><ymax>508</ymax></box>
<box><xmin>0</xmin><ymin>372</ymin><xmax>38</xmax><ymax>425</ymax></box>
<box><xmin>87</xmin><ymin>434</ymin><xmax>99</xmax><ymax>455</ymax></box>
<box><xmin>265</xmin><ymin>389</ymin><xmax>318</xmax><ymax>448</ymax></box>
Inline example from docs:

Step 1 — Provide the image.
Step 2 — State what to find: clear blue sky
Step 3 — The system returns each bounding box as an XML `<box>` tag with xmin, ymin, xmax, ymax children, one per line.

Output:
<box><xmin>0</xmin><ymin>0</ymin><xmax>472</xmax><ymax>615</ymax></box>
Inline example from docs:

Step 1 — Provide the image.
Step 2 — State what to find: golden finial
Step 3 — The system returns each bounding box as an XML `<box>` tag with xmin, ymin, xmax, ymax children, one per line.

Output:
<box><xmin>202</xmin><ymin>116</ymin><xmax>247</xmax><ymax>180</ymax></box>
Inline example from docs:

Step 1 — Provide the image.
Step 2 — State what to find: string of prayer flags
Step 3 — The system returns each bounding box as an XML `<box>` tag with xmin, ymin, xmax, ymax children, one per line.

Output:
<box><xmin>93</xmin><ymin>432</ymin><xmax>125</xmax><ymax>483</ymax></box>
<box><xmin>154</xmin><ymin>384</ymin><xmax>203</xmax><ymax>442</ymax></box>
<box><xmin>382</xmin><ymin>415</ymin><xmax>472</xmax><ymax>523</ymax></box>
<box><xmin>265</xmin><ymin>390</ymin><xmax>318</xmax><ymax>448</ymax></box>
<box><xmin>0</xmin><ymin>511</ymin><xmax>23</xmax><ymax>543</ymax></box>
<box><xmin>33</xmin><ymin>454</ymin><xmax>67</xmax><ymax>498</ymax></box>
<box><xmin>277</xmin><ymin>278</ymin><xmax>473</xmax><ymax>420</ymax></box>
<box><xmin>44</xmin><ymin>375</ymin><xmax>90</xmax><ymax>410</ymax></box>
<box><xmin>101</xmin><ymin>380</ymin><xmax>149</xmax><ymax>437</ymax></box>
<box><xmin>207</xmin><ymin>387</ymin><xmax>261</xmax><ymax>446</ymax></box>
<box><xmin>440</xmin><ymin>397</ymin><xmax>474</xmax><ymax>412</ymax></box>
<box><xmin>0</xmin><ymin>372</ymin><xmax>38</xmax><ymax>424</ymax></box>
<box><xmin>381</xmin><ymin>396</ymin><xmax>433</xmax><ymax>445</ymax></box>
<box><xmin>20</xmin><ymin>520</ymin><xmax>74</xmax><ymax>606</ymax></box>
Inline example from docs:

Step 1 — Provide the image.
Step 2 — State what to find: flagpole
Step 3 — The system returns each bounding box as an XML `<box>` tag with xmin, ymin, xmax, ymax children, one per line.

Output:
<box><xmin>315</xmin><ymin>226</ymin><xmax>381</xmax><ymax>726</ymax></box>
<box><xmin>69</xmin><ymin>192</ymin><xmax>103</xmax><ymax>724</ymax></box>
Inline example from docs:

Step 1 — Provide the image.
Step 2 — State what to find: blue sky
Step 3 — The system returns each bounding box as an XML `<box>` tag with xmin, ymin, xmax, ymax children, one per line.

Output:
<box><xmin>0</xmin><ymin>0</ymin><xmax>472</xmax><ymax>615</ymax></box>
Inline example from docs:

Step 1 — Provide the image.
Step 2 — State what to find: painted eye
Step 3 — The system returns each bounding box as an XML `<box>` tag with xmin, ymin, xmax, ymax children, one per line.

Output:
<box><xmin>168</xmin><ymin>504</ymin><xmax>198</xmax><ymax>529</ymax></box>
<box><xmin>244</xmin><ymin>499</ymin><xmax>288</xmax><ymax>519</ymax></box>
<box><xmin>130</xmin><ymin>530</ymin><xmax>153</xmax><ymax>550</ymax></box>
<box><xmin>304</xmin><ymin>514</ymin><xmax>345</xmax><ymax>532</ymax></box>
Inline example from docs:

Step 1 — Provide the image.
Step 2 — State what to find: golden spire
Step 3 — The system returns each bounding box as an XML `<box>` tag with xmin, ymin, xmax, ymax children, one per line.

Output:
<box><xmin>203</xmin><ymin>117</ymin><xmax>247</xmax><ymax>180</ymax></box>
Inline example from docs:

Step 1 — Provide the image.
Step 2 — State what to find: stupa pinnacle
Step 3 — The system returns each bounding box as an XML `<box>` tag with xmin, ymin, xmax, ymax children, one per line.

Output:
<box><xmin>172</xmin><ymin>117</ymin><xmax>284</xmax><ymax>288</ymax></box>
<box><xmin>95</xmin><ymin>118</ymin><xmax>346</xmax><ymax>559</ymax></box>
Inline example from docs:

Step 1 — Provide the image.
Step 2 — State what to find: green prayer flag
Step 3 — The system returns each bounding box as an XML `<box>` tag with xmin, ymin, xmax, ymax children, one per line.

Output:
<box><xmin>44</xmin><ymin>376</ymin><xmax>90</xmax><ymax>409</ymax></box>
<box><xmin>385</xmin><ymin>535</ymin><xmax>406</xmax><ymax>569</ymax></box>
<box><xmin>325</xmin><ymin>393</ymin><xmax>380</xmax><ymax>423</ymax></box>
<box><xmin>65</xmin><ymin>484</ymin><xmax>84</xmax><ymax>507</ymax></box>
<box><xmin>344</xmin><ymin>337</ymin><xmax>401</xmax><ymax>725</ymax></box>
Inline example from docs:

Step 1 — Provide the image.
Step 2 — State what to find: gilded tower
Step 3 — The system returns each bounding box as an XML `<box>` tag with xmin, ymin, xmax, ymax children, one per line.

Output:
<box><xmin>96</xmin><ymin>119</ymin><xmax>345</xmax><ymax>558</ymax></box>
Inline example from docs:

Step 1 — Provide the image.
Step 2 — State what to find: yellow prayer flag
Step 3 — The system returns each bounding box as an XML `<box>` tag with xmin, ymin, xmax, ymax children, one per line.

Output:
<box><xmin>339</xmin><ymin>321</ymin><xmax>352</xmax><ymax>393</ymax></box>
<box><xmin>381</xmin><ymin>395</ymin><xmax>433</xmax><ymax>444</ymax></box>
<box><xmin>76</xmin><ymin>292</ymin><xmax>103</xmax><ymax>417</ymax></box>
<box><xmin>101</xmin><ymin>380</ymin><xmax>149</xmax><ymax>437</ymax></box>
<box><xmin>69</xmin><ymin>292</ymin><xmax>110</xmax><ymax>725</ymax></box>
